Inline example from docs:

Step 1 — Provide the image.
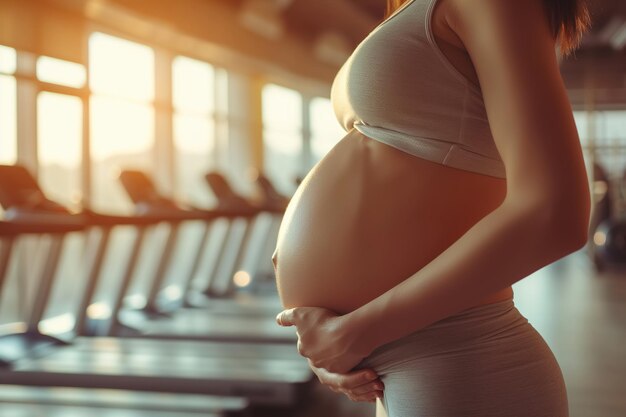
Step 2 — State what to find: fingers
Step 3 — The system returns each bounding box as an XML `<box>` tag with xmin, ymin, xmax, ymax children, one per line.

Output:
<box><xmin>312</xmin><ymin>366</ymin><xmax>385</xmax><ymax>403</ymax></box>
<box><xmin>276</xmin><ymin>308</ymin><xmax>296</xmax><ymax>327</ymax></box>
<box><xmin>311</xmin><ymin>363</ymin><xmax>376</xmax><ymax>386</ymax></box>
<box><xmin>347</xmin><ymin>389</ymin><xmax>384</xmax><ymax>403</ymax></box>
<box><xmin>350</xmin><ymin>379</ymin><xmax>384</xmax><ymax>396</ymax></box>
<box><xmin>344</xmin><ymin>378</ymin><xmax>385</xmax><ymax>403</ymax></box>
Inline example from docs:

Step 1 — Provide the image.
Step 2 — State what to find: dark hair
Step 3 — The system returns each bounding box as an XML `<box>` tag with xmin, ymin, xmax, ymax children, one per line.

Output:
<box><xmin>386</xmin><ymin>0</ymin><xmax>591</xmax><ymax>56</ymax></box>
<box><xmin>543</xmin><ymin>0</ymin><xmax>591</xmax><ymax>55</ymax></box>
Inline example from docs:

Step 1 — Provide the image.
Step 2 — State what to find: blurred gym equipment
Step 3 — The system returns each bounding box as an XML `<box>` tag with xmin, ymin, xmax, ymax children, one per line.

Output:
<box><xmin>0</xmin><ymin>165</ymin><xmax>312</xmax><ymax>408</ymax></box>
<box><xmin>115</xmin><ymin>170</ymin><xmax>296</xmax><ymax>343</ymax></box>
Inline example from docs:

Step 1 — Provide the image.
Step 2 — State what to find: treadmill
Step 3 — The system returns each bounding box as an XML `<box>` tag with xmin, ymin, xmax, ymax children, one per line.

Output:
<box><xmin>202</xmin><ymin>171</ymin><xmax>285</xmax><ymax>299</ymax></box>
<box><xmin>0</xmin><ymin>222</ymin><xmax>249</xmax><ymax>417</ymax></box>
<box><xmin>113</xmin><ymin>170</ymin><xmax>295</xmax><ymax>343</ymax></box>
<box><xmin>240</xmin><ymin>171</ymin><xmax>290</xmax><ymax>290</ymax></box>
<box><xmin>0</xmin><ymin>165</ymin><xmax>312</xmax><ymax>407</ymax></box>
<box><xmin>252</xmin><ymin>172</ymin><xmax>290</xmax><ymax>213</ymax></box>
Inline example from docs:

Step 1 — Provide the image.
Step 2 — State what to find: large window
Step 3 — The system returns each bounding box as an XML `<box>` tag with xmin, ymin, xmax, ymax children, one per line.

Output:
<box><xmin>36</xmin><ymin>56</ymin><xmax>86</xmax><ymax>208</ymax></box>
<box><xmin>33</xmin><ymin>57</ymin><xmax>87</xmax><ymax>329</ymax></box>
<box><xmin>574</xmin><ymin>111</ymin><xmax>626</xmax><ymax>145</ymax></box>
<box><xmin>37</xmin><ymin>56</ymin><xmax>86</xmax><ymax>88</ymax></box>
<box><xmin>262</xmin><ymin>84</ymin><xmax>303</xmax><ymax>194</ymax></box>
<box><xmin>0</xmin><ymin>45</ymin><xmax>17</xmax><ymax>165</ymax></box>
<box><xmin>89</xmin><ymin>32</ymin><xmax>155</xmax><ymax>214</ymax></box>
<box><xmin>576</xmin><ymin>110</ymin><xmax>626</xmax><ymax>179</ymax></box>
<box><xmin>0</xmin><ymin>40</ymin><xmax>19</xmax><ymax>320</ymax></box>
<box><xmin>37</xmin><ymin>92</ymin><xmax>83</xmax><ymax>207</ymax></box>
<box><xmin>262</xmin><ymin>92</ymin><xmax>344</xmax><ymax>191</ymax></box>
<box><xmin>310</xmin><ymin>97</ymin><xmax>345</xmax><ymax>164</ymax></box>
<box><xmin>0</xmin><ymin>44</ymin><xmax>16</xmax><ymax>74</ymax></box>
<box><xmin>172</xmin><ymin>56</ymin><xmax>217</xmax><ymax>207</ymax></box>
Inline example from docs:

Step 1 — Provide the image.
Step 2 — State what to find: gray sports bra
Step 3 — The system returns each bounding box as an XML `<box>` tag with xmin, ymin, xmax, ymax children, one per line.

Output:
<box><xmin>330</xmin><ymin>0</ymin><xmax>506</xmax><ymax>178</ymax></box>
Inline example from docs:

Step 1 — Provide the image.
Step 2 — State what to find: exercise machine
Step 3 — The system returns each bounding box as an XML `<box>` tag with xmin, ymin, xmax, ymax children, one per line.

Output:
<box><xmin>0</xmin><ymin>165</ymin><xmax>312</xmax><ymax>407</ymax></box>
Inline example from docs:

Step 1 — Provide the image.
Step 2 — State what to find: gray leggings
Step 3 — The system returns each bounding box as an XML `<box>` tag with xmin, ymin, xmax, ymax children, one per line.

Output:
<box><xmin>355</xmin><ymin>298</ymin><xmax>568</xmax><ymax>417</ymax></box>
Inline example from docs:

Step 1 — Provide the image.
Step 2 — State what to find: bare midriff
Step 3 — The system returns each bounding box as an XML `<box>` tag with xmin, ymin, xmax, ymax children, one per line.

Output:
<box><xmin>273</xmin><ymin>129</ymin><xmax>512</xmax><ymax>315</ymax></box>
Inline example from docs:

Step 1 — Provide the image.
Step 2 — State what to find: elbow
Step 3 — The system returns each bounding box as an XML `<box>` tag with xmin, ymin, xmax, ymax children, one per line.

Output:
<box><xmin>508</xmin><ymin>166</ymin><xmax>591</xmax><ymax>258</ymax></box>
<box><xmin>562</xmin><ymin>220</ymin><xmax>589</xmax><ymax>253</ymax></box>
<box><xmin>543</xmin><ymin>192</ymin><xmax>591</xmax><ymax>255</ymax></box>
<box><xmin>513</xmin><ymin>188</ymin><xmax>590</xmax><ymax>258</ymax></box>
<box><xmin>532</xmin><ymin>207</ymin><xmax>588</xmax><ymax>261</ymax></box>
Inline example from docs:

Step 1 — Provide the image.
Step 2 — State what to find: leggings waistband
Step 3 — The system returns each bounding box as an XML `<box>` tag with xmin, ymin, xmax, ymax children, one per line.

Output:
<box><xmin>353</xmin><ymin>297</ymin><xmax>568</xmax><ymax>417</ymax></box>
<box><xmin>357</xmin><ymin>297</ymin><xmax>527</xmax><ymax>367</ymax></box>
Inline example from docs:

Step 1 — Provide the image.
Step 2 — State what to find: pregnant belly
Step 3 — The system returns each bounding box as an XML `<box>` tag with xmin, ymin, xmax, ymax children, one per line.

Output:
<box><xmin>274</xmin><ymin>129</ymin><xmax>508</xmax><ymax>314</ymax></box>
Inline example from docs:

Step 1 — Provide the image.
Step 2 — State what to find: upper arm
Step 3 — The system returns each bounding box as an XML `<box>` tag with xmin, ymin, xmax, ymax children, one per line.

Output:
<box><xmin>445</xmin><ymin>0</ymin><xmax>589</xmax><ymax>224</ymax></box>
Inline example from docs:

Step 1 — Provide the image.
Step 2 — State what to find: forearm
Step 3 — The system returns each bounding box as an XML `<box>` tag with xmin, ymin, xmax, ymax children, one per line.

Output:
<box><xmin>345</xmin><ymin>197</ymin><xmax>587</xmax><ymax>355</ymax></box>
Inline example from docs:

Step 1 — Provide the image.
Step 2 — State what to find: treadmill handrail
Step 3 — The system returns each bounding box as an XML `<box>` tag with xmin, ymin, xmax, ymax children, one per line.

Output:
<box><xmin>117</xmin><ymin>170</ymin><xmax>258</xmax><ymax>221</ymax></box>
<box><xmin>205</xmin><ymin>171</ymin><xmax>284</xmax><ymax>215</ymax></box>
<box><xmin>1</xmin><ymin>211</ymin><xmax>86</xmax><ymax>234</ymax></box>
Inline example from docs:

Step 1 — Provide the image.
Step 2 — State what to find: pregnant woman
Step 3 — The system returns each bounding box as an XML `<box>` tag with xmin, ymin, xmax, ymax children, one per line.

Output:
<box><xmin>274</xmin><ymin>0</ymin><xmax>591</xmax><ymax>415</ymax></box>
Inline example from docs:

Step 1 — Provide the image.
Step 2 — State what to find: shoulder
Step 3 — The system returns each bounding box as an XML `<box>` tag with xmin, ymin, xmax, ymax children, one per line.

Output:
<box><xmin>443</xmin><ymin>0</ymin><xmax>553</xmax><ymax>48</ymax></box>
<box><xmin>437</xmin><ymin>1</ymin><xmax>586</xmax><ymax>213</ymax></box>
<box><xmin>437</xmin><ymin>0</ymin><xmax>558</xmax><ymax>86</ymax></box>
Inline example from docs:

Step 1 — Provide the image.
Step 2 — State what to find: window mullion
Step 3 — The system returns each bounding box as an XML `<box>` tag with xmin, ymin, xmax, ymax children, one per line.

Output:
<box><xmin>154</xmin><ymin>48</ymin><xmax>174</xmax><ymax>194</ymax></box>
<box><xmin>15</xmin><ymin>52</ymin><xmax>38</xmax><ymax>174</ymax></box>
<box><xmin>301</xmin><ymin>94</ymin><xmax>312</xmax><ymax>174</ymax></box>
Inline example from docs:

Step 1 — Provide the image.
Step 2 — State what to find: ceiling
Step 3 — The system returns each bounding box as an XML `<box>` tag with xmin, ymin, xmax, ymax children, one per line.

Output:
<box><xmin>41</xmin><ymin>0</ymin><xmax>626</xmax><ymax>107</ymax></box>
<box><xmin>280</xmin><ymin>0</ymin><xmax>626</xmax><ymax>50</ymax></box>
<box><xmin>263</xmin><ymin>0</ymin><xmax>626</xmax><ymax>109</ymax></box>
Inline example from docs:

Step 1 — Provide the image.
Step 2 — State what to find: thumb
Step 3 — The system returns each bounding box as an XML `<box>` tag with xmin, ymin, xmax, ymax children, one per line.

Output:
<box><xmin>276</xmin><ymin>308</ymin><xmax>297</xmax><ymax>327</ymax></box>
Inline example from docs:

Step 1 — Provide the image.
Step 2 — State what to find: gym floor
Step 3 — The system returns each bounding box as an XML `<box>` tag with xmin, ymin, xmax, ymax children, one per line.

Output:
<box><xmin>257</xmin><ymin>249</ymin><xmax>625</xmax><ymax>417</ymax></box>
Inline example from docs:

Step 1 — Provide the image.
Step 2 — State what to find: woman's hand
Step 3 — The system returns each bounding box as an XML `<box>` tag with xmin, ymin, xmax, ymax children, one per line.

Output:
<box><xmin>276</xmin><ymin>306</ymin><xmax>370</xmax><ymax>373</ymax></box>
<box><xmin>308</xmin><ymin>360</ymin><xmax>384</xmax><ymax>403</ymax></box>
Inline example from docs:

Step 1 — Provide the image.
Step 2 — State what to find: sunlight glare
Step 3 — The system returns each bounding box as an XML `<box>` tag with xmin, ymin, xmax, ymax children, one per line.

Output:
<box><xmin>262</xmin><ymin>84</ymin><xmax>302</xmax><ymax>129</ymax></box>
<box><xmin>233</xmin><ymin>270</ymin><xmax>252</xmax><ymax>288</ymax></box>
<box><xmin>174</xmin><ymin>114</ymin><xmax>214</xmax><ymax>154</ymax></box>
<box><xmin>37</xmin><ymin>56</ymin><xmax>86</xmax><ymax>88</ymax></box>
<box><xmin>0</xmin><ymin>75</ymin><xmax>17</xmax><ymax>164</ymax></box>
<box><xmin>89</xmin><ymin>32</ymin><xmax>155</xmax><ymax>101</ymax></box>
<box><xmin>262</xmin><ymin>84</ymin><xmax>302</xmax><ymax>153</ymax></box>
<box><xmin>173</xmin><ymin>56</ymin><xmax>215</xmax><ymax>114</ymax></box>
<box><xmin>90</xmin><ymin>95</ymin><xmax>154</xmax><ymax>160</ymax></box>
<box><xmin>163</xmin><ymin>285</ymin><xmax>183</xmax><ymax>300</ymax></box>
<box><xmin>0</xmin><ymin>45</ymin><xmax>16</xmax><ymax>74</ymax></box>
<box><xmin>39</xmin><ymin>313</ymin><xmax>75</xmax><ymax>335</ymax></box>
<box><xmin>310</xmin><ymin>97</ymin><xmax>345</xmax><ymax>161</ymax></box>
<box><xmin>262</xmin><ymin>84</ymin><xmax>303</xmax><ymax>193</ymax></box>
<box><xmin>86</xmin><ymin>302</ymin><xmax>112</xmax><ymax>320</ymax></box>
<box><xmin>38</xmin><ymin>92</ymin><xmax>82</xmax><ymax>167</ymax></box>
